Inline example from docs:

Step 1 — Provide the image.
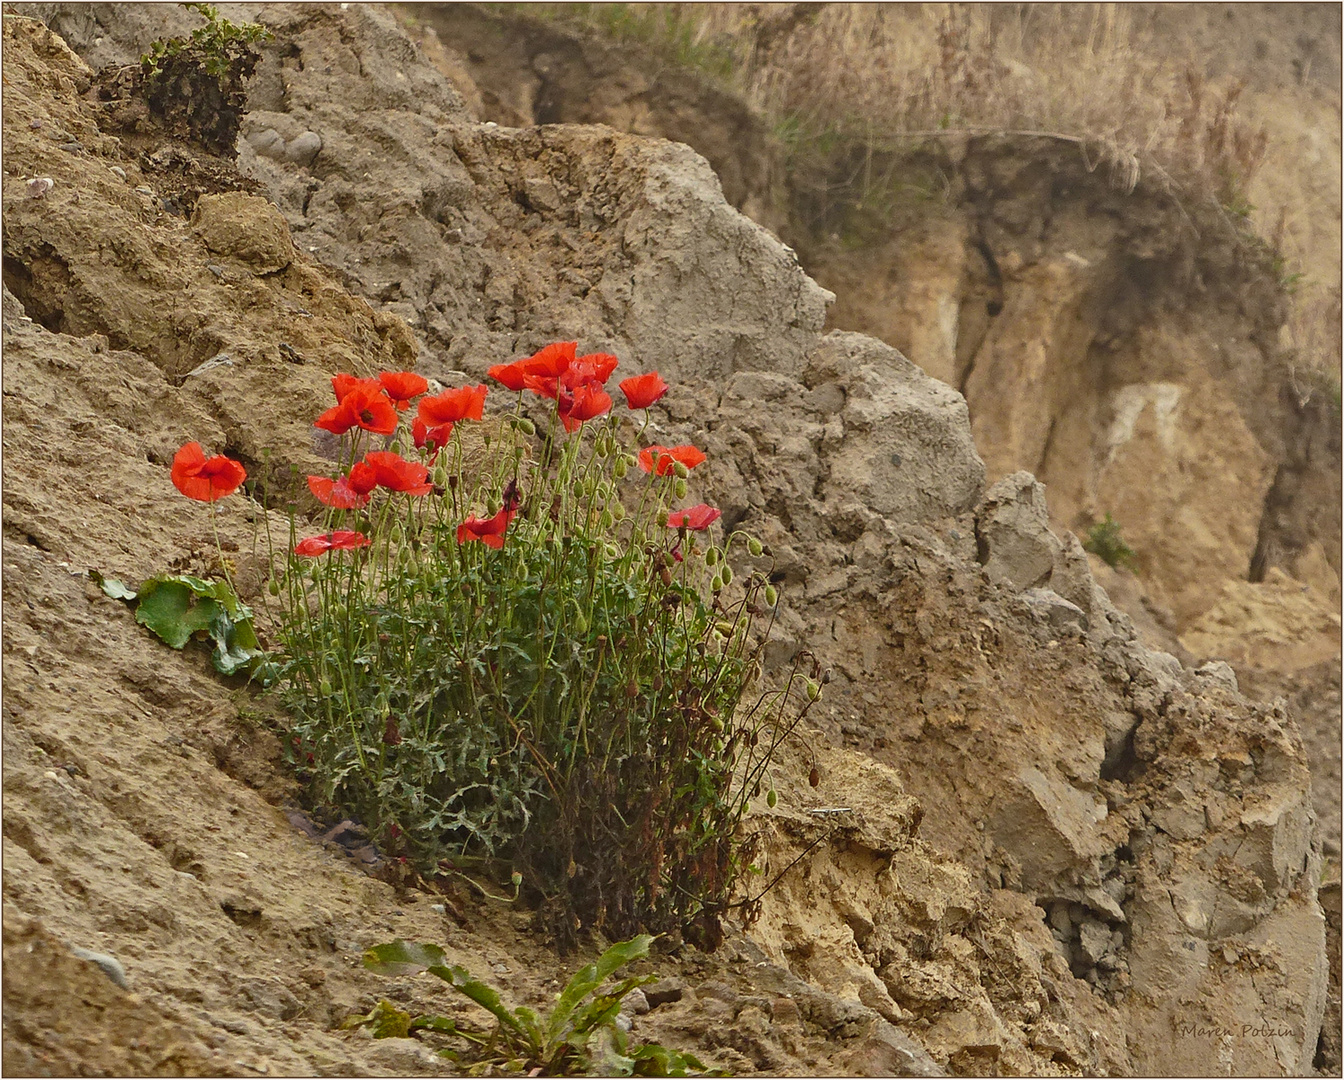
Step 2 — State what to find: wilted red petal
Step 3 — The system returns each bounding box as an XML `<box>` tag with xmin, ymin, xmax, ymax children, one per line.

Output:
<box><xmin>619</xmin><ymin>372</ymin><xmax>669</xmax><ymax>410</ymax></box>
<box><xmin>412</xmin><ymin>416</ymin><xmax>454</xmax><ymax>451</ymax></box>
<box><xmin>665</xmin><ymin>503</ymin><xmax>721</xmax><ymax>531</ymax></box>
<box><xmin>418</xmin><ymin>384</ymin><xmax>487</xmax><ymax>426</ymax></box>
<box><xmin>456</xmin><ymin>506</ymin><xmax>517</xmax><ymax>548</ymax></box>
<box><xmin>379</xmin><ymin>370</ymin><xmax>429</xmax><ymax>410</ymax></box>
<box><xmin>364</xmin><ymin>450</ymin><xmax>432</xmax><ymax>495</ymax></box>
<box><xmin>638</xmin><ymin>444</ymin><xmax>706</xmax><ymax>476</ymax></box>
<box><xmin>488</xmin><ymin>362</ymin><xmax>529</xmax><ymax>392</ymax></box>
<box><xmin>307</xmin><ymin>474</ymin><xmax>371</xmax><ymax>509</ymax></box>
<box><xmin>171</xmin><ymin>441</ymin><xmax>246</xmax><ymax>502</ymax></box>
<box><xmin>294</xmin><ymin>530</ymin><xmax>371</xmax><ymax>556</ymax></box>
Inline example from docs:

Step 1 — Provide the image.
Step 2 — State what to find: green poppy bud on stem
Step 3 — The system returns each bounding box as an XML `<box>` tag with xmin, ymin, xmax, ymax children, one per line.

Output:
<box><xmin>721</xmin><ymin>565</ymin><xmax>733</xmax><ymax>586</ymax></box>
<box><xmin>672</xmin><ymin>460</ymin><xmax>690</xmax><ymax>480</ymax></box>
<box><xmin>600</xmin><ymin>510</ymin><xmax>614</xmax><ymax>529</ymax></box>
<box><xmin>268</xmin><ymin>579</ymin><xmax>281</xmax><ymax>597</ymax></box>
<box><xmin>747</xmin><ymin>536</ymin><xmax>764</xmax><ymax>557</ymax></box>
<box><xmin>433</xmin><ymin>465</ymin><xmax>448</xmax><ymax>486</ymax></box>
<box><xmin>766</xmin><ymin>787</ymin><xmax>779</xmax><ymax>808</ymax></box>
<box><xmin>711</xmin><ymin>574</ymin><xmax>723</xmax><ymax>592</ymax></box>
<box><xmin>515</xmin><ymin>417</ymin><xmax>535</xmax><ymax>436</ymax></box>
<box><xmin>764</xmin><ymin>584</ymin><xmax>778</xmax><ymax>607</ymax></box>
<box><xmin>612</xmin><ymin>502</ymin><xmax>626</xmax><ymax>521</ymax></box>
<box><xmin>614</xmin><ymin>456</ymin><xmax>629</xmax><ymax>479</ymax></box>
<box><xmin>806</xmin><ymin>678</ymin><xmax>820</xmax><ymax>701</ymax></box>
<box><xmin>674</xmin><ymin>478</ymin><xmax>688</xmax><ymax>499</ymax></box>
<box><xmin>705</xmin><ymin>547</ymin><xmax>719</xmax><ymax>567</ymax></box>
<box><xmin>657</xmin><ymin>510</ymin><xmax>668</xmax><ymax>527</ymax></box>
<box><xmin>319</xmin><ymin>678</ymin><xmax>333</xmax><ymax>696</ymax></box>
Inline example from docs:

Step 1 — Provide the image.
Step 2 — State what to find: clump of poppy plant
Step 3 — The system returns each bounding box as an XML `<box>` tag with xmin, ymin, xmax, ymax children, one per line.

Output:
<box><xmin>266</xmin><ymin>346</ymin><xmax>820</xmax><ymax>948</ymax></box>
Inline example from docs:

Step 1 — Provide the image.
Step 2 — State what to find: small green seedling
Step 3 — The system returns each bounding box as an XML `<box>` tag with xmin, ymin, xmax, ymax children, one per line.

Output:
<box><xmin>357</xmin><ymin>934</ymin><xmax>716</xmax><ymax>1076</ymax></box>
<box><xmin>1083</xmin><ymin>513</ymin><xmax>1137</xmax><ymax>570</ymax></box>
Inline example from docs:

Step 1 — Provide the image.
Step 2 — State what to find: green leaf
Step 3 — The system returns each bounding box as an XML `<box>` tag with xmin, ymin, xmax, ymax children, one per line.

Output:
<box><xmin>362</xmin><ymin>938</ymin><xmax>449</xmax><ymax>977</ymax></box>
<box><xmin>341</xmin><ymin>999</ymin><xmax>414</xmax><ymax>1039</ymax></box>
<box><xmin>547</xmin><ymin>935</ymin><xmax>654</xmax><ymax>1044</ymax></box>
<box><xmin>135</xmin><ymin>577</ymin><xmax>219</xmax><ymax>649</ymax></box>
<box><xmin>93</xmin><ymin>571</ymin><xmax>137</xmax><ymax>601</ymax></box>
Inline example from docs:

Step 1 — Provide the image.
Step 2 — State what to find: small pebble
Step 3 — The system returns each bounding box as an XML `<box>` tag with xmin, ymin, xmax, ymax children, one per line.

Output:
<box><xmin>72</xmin><ymin>946</ymin><xmax>129</xmax><ymax>989</ymax></box>
<box><xmin>27</xmin><ymin>177</ymin><xmax>53</xmax><ymax>199</ymax></box>
<box><xmin>109</xmin><ymin>165</ymin><xmax>126</xmax><ymax>181</ymax></box>
<box><xmin>29</xmin><ymin>118</ymin><xmax>42</xmax><ymax>129</ymax></box>
<box><xmin>43</xmin><ymin>770</ymin><xmax>58</xmax><ymax>781</ymax></box>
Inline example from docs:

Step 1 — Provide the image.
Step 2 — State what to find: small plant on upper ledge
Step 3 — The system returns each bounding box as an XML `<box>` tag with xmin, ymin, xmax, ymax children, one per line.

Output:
<box><xmin>1084</xmin><ymin>513</ymin><xmax>1137</xmax><ymax>570</ymax></box>
<box><xmin>138</xmin><ymin>2</ymin><xmax>271</xmax><ymax>157</ymax></box>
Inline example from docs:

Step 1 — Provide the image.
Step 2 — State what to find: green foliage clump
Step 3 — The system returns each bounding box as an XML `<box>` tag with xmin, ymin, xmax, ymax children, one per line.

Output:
<box><xmin>270</xmin><ymin>354</ymin><xmax>816</xmax><ymax>946</ymax></box>
<box><xmin>1083</xmin><ymin>513</ymin><xmax>1137</xmax><ymax>570</ymax></box>
<box><xmin>138</xmin><ymin>2</ymin><xmax>271</xmax><ymax>157</ymax></box>
<box><xmin>356</xmin><ymin>934</ymin><xmax>714</xmax><ymax>1075</ymax></box>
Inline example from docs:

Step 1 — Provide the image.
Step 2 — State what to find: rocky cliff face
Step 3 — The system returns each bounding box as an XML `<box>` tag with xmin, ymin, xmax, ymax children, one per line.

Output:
<box><xmin>1</xmin><ymin>5</ymin><xmax>1332</xmax><ymax>1075</ymax></box>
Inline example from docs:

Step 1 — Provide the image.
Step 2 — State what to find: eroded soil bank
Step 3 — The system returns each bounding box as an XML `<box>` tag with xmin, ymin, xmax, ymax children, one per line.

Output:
<box><xmin>1</xmin><ymin>5</ymin><xmax>1336</xmax><ymax>1075</ymax></box>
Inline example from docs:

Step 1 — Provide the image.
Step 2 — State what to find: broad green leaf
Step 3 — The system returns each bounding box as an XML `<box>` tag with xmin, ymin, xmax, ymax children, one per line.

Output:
<box><xmin>548</xmin><ymin>935</ymin><xmax>654</xmax><ymax>1042</ymax></box>
<box><xmin>341</xmin><ymin>998</ymin><xmax>413</xmax><ymax>1039</ymax></box>
<box><xmin>93</xmin><ymin>571</ymin><xmax>137</xmax><ymax>600</ymax></box>
<box><xmin>363</xmin><ymin>938</ymin><xmax>448</xmax><ymax>976</ymax></box>
<box><xmin>135</xmin><ymin>578</ymin><xmax>219</xmax><ymax>649</ymax></box>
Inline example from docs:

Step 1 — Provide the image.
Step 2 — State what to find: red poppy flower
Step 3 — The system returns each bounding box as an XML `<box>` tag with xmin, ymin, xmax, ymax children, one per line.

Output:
<box><xmin>307</xmin><ymin>461</ymin><xmax>378</xmax><ymax>508</ymax></box>
<box><xmin>558</xmin><ymin>383</ymin><xmax>612</xmax><ymax>432</ymax></box>
<box><xmin>665</xmin><ymin>504</ymin><xmax>721</xmax><ymax>531</ymax></box>
<box><xmin>487</xmin><ymin>361</ymin><xmax>529</xmax><ymax>392</ymax></box>
<box><xmin>417</xmin><ymin>384</ymin><xmax>487</xmax><ymax>428</ymax></box>
<box><xmin>519</xmin><ymin>341</ymin><xmax>576</xmax><ymax>378</ymax></box>
<box><xmin>561</xmin><ymin>352</ymin><xmax>619</xmax><ymax>391</ymax></box>
<box><xmin>456</xmin><ymin>505</ymin><xmax>517</xmax><ymax>549</ymax></box>
<box><xmin>378</xmin><ymin>370</ymin><xmax>429</xmax><ymax>410</ymax></box>
<box><xmin>171</xmin><ymin>442</ymin><xmax>247</xmax><ymax>502</ymax></box>
<box><xmin>315</xmin><ymin>383</ymin><xmax>399</xmax><ymax>436</ymax></box>
<box><xmin>363</xmin><ymin>451</ymin><xmax>433</xmax><ymax>495</ymax></box>
<box><xmin>522</xmin><ymin>373</ymin><xmax>559</xmax><ymax>401</ymax></box>
<box><xmin>412</xmin><ymin>416</ymin><xmax>453</xmax><ymax>452</ymax></box>
<box><xmin>638</xmin><ymin>444</ymin><xmax>707</xmax><ymax>476</ymax></box>
<box><xmin>332</xmin><ymin>373</ymin><xmax>382</xmax><ymax>402</ymax></box>
<box><xmin>619</xmin><ymin>371</ymin><xmax>669</xmax><ymax>409</ymax></box>
<box><xmin>293</xmin><ymin>530</ymin><xmax>371</xmax><ymax>556</ymax></box>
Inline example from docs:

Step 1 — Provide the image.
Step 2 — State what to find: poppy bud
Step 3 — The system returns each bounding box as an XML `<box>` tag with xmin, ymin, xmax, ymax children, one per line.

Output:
<box><xmin>672</xmin><ymin>461</ymin><xmax>690</xmax><ymax>480</ymax></box>
<box><xmin>715</xmin><ymin>620</ymin><xmax>734</xmax><ymax>635</ymax></box>
<box><xmin>705</xmin><ymin>547</ymin><xmax>719</xmax><ymax>567</ymax></box>
<box><xmin>710</xmin><ymin>716</ymin><xmax>724</xmax><ymax>732</ymax></box>
<box><xmin>657</xmin><ymin>510</ymin><xmax>668</xmax><ymax>527</ymax></box>
<box><xmin>809</xmin><ymin>766</ymin><xmax>820</xmax><ymax>788</ymax></box>
<box><xmin>674</xmin><ymin>478</ymin><xmax>688</xmax><ymax>499</ymax></box>
<box><xmin>483</xmin><ymin>432</ymin><xmax>492</xmax><ymax>447</ymax></box>
<box><xmin>319</xmin><ymin>678</ymin><xmax>333</xmax><ymax>696</ymax></box>
<box><xmin>600</xmin><ymin>510</ymin><xmax>614</xmax><ymax>529</ymax></box>
<box><xmin>806</xmin><ymin>678</ymin><xmax>820</xmax><ymax>701</ymax></box>
<box><xmin>766</xmin><ymin>787</ymin><xmax>778</xmax><ymax>808</ymax></box>
<box><xmin>747</xmin><ymin>537</ymin><xmax>764</xmax><ymax>557</ymax></box>
<box><xmin>721</xmin><ymin>565</ymin><xmax>733</xmax><ymax>586</ymax></box>
<box><xmin>764</xmin><ymin>584</ymin><xmax>778</xmax><ymax>607</ymax></box>
<box><xmin>433</xmin><ymin>465</ymin><xmax>448</xmax><ymax>486</ymax></box>
<box><xmin>614</xmin><ymin>456</ymin><xmax>629</xmax><ymax>479</ymax></box>
<box><xmin>268</xmin><ymin>579</ymin><xmax>281</xmax><ymax>596</ymax></box>
<box><xmin>574</xmin><ymin>612</ymin><xmax>588</xmax><ymax>633</ymax></box>
<box><xmin>514</xmin><ymin>417</ymin><xmax>536</xmax><ymax>436</ymax></box>
<box><xmin>711</xmin><ymin>574</ymin><xmax>723</xmax><ymax>592</ymax></box>
<box><xmin>612</xmin><ymin>502</ymin><xmax>626</xmax><ymax>521</ymax></box>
